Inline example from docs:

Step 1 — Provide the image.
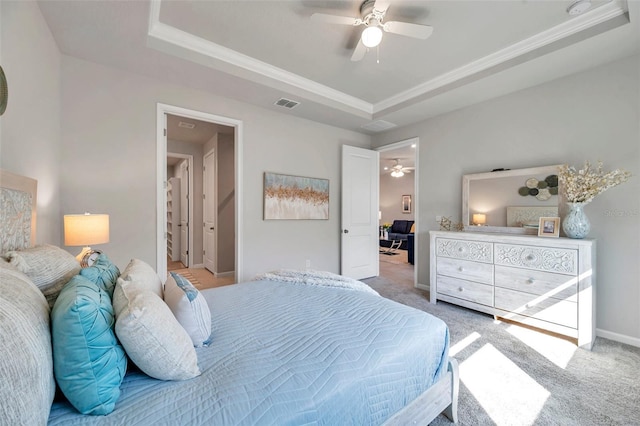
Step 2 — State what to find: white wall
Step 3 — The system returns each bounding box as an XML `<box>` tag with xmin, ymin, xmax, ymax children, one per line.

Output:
<box><xmin>60</xmin><ymin>56</ymin><xmax>370</xmax><ymax>278</ymax></box>
<box><xmin>380</xmin><ymin>172</ymin><xmax>415</xmax><ymax>224</ymax></box>
<box><xmin>0</xmin><ymin>1</ymin><xmax>61</xmax><ymax>245</ymax></box>
<box><xmin>372</xmin><ymin>54</ymin><xmax>640</xmax><ymax>345</ymax></box>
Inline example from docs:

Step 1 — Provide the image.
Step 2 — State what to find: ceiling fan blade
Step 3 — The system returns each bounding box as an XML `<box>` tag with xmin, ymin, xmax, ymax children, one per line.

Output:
<box><xmin>351</xmin><ymin>40</ymin><xmax>366</xmax><ymax>62</ymax></box>
<box><xmin>311</xmin><ymin>13</ymin><xmax>359</xmax><ymax>26</ymax></box>
<box><xmin>373</xmin><ymin>0</ymin><xmax>390</xmax><ymax>13</ymax></box>
<box><xmin>383</xmin><ymin>21</ymin><xmax>433</xmax><ymax>39</ymax></box>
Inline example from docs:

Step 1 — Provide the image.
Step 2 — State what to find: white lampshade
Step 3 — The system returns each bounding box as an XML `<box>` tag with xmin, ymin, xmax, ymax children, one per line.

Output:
<box><xmin>64</xmin><ymin>213</ymin><xmax>109</xmax><ymax>246</ymax></box>
<box><xmin>472</xmin><ymin>213</ymin><xmax>486</xmax><ymax>226</ymax></box>
<box><xmin>361</xmin><ymin>26</ymin><xmax>383</xmax><ymax>48</ymax></box>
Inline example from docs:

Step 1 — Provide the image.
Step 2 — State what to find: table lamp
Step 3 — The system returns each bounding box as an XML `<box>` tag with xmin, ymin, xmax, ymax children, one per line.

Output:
<box><xmin>64</xmin><ymin>213</ymin><xmax>109</xmax><ymax>267</ymax></box>
<box><xmin>472</xmin><ymin>214</ymin><xmax>487</xmax><ymax>226</ymax></box>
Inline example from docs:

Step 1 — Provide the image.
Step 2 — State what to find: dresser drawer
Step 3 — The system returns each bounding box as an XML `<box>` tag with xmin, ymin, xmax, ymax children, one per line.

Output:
<box><xmin>437</xmin><ymin>275</ymin><xmax>494</xmax><ymax>306</ymax></box>
<box><xmin>495</xmin><ymin>287</ymin><xmax>577</xmax><ymax>328</ymax></box>
<box><xmin>495</xmin><ymin>265</ymin><xmax>577</xmax><ymax>302</ymax></box>
<box><xmin>436</xmin><ymin>238</ymin><xmax>493</xmax><ymax>263</ymax></box>
<box><xmin>494</xmin><ymin>243</ymin><xmax>577</xmax><ymax>275</ymax></box>
<box><xmin>436</xmin><ymin>257</ymin><xmax>494</xmax><ymax>285</ymax></box>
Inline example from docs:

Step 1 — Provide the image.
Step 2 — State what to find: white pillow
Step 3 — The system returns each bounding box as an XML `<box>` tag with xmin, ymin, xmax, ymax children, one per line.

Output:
<box><xmin>114</xmin><ymin>290</ymin><xmax>201</xmax><ymax>381</ymax></box>
<box><xmin>114</xmin><ymin>259</ymin><xmax>163</xmax><ymax>317</ymax></box>
<box><xmin>164</xmin><ymin>272</ymin><xmax>212</xmax><ymax>347</ymax></box>
<box><xmin>119</xmin><ymin>258</ymin><xmax>163</xmax><ymax>297</ymax></box>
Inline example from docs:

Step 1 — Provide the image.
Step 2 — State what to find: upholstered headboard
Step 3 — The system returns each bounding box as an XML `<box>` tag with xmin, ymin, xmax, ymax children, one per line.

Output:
<box><xmin>0</xmin><ymin>169</ymin><xmax>37</xmax><ymax>253</ymax></box>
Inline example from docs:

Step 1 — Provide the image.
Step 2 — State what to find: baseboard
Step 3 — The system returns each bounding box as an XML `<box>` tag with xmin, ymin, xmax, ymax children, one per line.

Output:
<box><xmin>417</xmin><ymin>283</ymin><xmax>430</xmax><ymax>292</ymax></box>
<box><xmin>596</xmin><ymin>328</ymin><xmax>640</xmax><ymax>348</ymax></box>
<box><xmin>192</xmin><ymin>263</ymin><xmax>204</xmax><ymax>268</ymax></box>
<box><xmin>215</xmin><ymin>270</ymin><xmax>235</xmax><ymax>278</ymax></box>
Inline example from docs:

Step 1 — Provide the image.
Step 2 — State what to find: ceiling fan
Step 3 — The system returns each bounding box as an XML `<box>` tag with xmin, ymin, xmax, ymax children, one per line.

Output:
<box><xmin>387</xmin><ymin>159</ymin><xmax>414</xmax><ymax>177</ymax></box>
<box><xmin>311</xmin><ymin>0</ymin><xmax>433</xmax><ymax>61</ymax></box>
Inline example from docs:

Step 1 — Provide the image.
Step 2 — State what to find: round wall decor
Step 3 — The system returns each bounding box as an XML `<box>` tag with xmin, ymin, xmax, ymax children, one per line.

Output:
<box><xmin>0</xmin><ymin>66</ymin><xmax>7</xmax><ymax>116</ymax></box>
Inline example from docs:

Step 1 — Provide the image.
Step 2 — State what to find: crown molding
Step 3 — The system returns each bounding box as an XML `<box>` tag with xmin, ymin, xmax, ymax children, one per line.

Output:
<box><xmin>147</xmin><ymin>0</ymin><xmax>372</xmax><ymax>114</ymax></box>
<box><xmin>148</xmin><ymin>0</ymin><xmax>627</xmax><ymax>119</ymax></box>
<box><xmin>373</xmin><ymin>0</ymin><xmax>628</xmax><ymax>114</ymax></box>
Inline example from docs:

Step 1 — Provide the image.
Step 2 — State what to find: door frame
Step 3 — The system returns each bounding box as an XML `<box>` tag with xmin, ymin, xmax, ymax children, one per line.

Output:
<box><xmin>167</xmin><ymin>152</ymin><xmax>194</xmax><ymax>268</ymax></box>
<box><xmin>156</xmin><ymin>103</ymin><xmax>243</xmax><ymax>282</ymax></box>
<box><xmin>375</xmin><ymin>137</ymin><xmax>419</xmax><ymax>289</ymax></box>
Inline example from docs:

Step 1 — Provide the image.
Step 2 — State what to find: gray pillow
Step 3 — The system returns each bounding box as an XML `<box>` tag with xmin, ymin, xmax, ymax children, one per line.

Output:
<box><xmin>4</xmin><ymin>244</ymin><xmax>80</xmax><ymax>307</ymax></box>
<box><xmin>0</xmin><ymin>262</ymin><xmax>55</xmax><ymax>424</ymax></box>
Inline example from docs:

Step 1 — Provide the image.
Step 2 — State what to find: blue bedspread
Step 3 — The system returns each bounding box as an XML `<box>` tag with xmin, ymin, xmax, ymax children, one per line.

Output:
<box><xmin>48</xmin><ymin>280</ymin><xmax>449</xmax><ymax>425</ymax></box>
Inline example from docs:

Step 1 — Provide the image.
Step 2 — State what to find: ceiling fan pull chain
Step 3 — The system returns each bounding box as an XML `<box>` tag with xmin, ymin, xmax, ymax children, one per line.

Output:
<box><xmin>376</xmin><ymin>45</ymin><xmax>380</xmax><ymax>64</ymax></box>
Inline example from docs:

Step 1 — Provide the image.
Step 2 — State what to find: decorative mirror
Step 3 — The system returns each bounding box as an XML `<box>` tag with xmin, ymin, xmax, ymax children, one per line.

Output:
<box><xmin>462</xmin><ymin>165</ymin><xmax>562</xmax><ymax>234</ymax></box>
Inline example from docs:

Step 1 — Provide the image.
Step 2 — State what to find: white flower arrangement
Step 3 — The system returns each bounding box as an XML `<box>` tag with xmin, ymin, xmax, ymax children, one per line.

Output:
<box><xmin>558</xmin><ymin>161</ymin><xmax>631</xmax><ymax>204</ymax></box>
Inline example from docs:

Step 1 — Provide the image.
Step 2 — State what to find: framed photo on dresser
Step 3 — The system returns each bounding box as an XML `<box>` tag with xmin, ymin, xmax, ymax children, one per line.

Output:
<box><xmin>538</xmin><ymin>217</ymin><xmax>560</xmax><ymax>237</ymax></box>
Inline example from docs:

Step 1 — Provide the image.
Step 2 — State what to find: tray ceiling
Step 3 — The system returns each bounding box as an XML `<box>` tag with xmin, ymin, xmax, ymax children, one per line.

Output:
<box><xmin>38</xmin><ymin>0</ymin><xmax>639</xmax><ymax>133</ymax></box>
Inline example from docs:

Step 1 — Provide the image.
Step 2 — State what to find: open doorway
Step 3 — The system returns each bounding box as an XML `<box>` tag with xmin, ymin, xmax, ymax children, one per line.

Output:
<box><xmin>156</xmin><ymin>104</ymin><xmax>243</xmax><ymax>286</ymax></box>
<box><xmin>376</xmin><ymin>138</ymin><xmax>419</xmax><ymax>288</ymax></box>
<box><xmin>166</xmin><ymin>153</ymin><xmax>193</xmax><ymax>270</ymax></box>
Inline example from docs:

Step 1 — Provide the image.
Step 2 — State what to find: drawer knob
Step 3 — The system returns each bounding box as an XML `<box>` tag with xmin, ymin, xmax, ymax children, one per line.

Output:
<box><xmin>458</xmin><ymin>267</ymin><xmax>464</xmax><ymax>272</ymax></box>
<box><xmin>458</xmin><ymin>287</ymin><xmax>464</xmax><ymax>292</ymax></box>
<box><xmin>526</xmin><ymin>279</ymin><xmax>534</xmax><ymax>284</ymax></box>
<box><xmin>525</xmin><ymin>303</ymin><xmax>532</xmax><ymax>309</ymax></box>
<box><xmin>526</xmin><ymin>255</ymin><xmax>534</xmax><ymax>261</ymax></box>
<box><xmin>458</xmin><ymin>247</ymin><xmax>463</xmax><ymax>252</ymax></box>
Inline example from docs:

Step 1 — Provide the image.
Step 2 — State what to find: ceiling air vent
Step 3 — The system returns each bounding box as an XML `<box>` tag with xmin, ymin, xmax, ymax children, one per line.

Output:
<box><xmin>361</xmin><ymin>120</ymin><xmax>397</xmax><ymax>132</ymax></box>
<box><xmin>178</xmin><ymin>121</ymin><xmax>196</xmax><ymax>129</ymax></box>
<box><xmin>274</xmin><ymin>98</ymin><xmax>300</xmax><ymax>109</ymax></box>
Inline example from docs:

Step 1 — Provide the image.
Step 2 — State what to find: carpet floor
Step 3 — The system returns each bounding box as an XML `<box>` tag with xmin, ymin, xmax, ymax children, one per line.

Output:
<box><xmin>361</xmin><ymin>275</ymin><xmax>640</xmax><ymax>426</ymax></box>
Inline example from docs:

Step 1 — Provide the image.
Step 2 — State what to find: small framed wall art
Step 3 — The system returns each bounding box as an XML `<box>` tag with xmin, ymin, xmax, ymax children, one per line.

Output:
<box><xmin>538</xmin><ymin>216</ymin><xmax>560</xmax><ymax>238</ymax></box>
<box><xmin>402</xmin><ymin>195</ymin><xmax>412</xmax><ymax>214</ymax></box>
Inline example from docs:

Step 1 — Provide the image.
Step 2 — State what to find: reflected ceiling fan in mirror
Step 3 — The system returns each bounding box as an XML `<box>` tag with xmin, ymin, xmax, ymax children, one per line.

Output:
<box><xmin>388</xmin><ymin>159</ymin><xmax>414</xmax><ymax>177</ymax></box>
<box><xmin>311</xmin><ymin>0</ymin><xmax>433</xmax><ymax>61</ymax></box>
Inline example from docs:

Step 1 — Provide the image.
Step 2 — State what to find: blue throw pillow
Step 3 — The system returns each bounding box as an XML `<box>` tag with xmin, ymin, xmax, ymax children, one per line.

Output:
<box><xmin>79</xmin><ymin>253</ymin><xmax>120</xmax><ymax>296</ymax></box>
<box><xmin>51</xmin><ymin>275</ymin><xmax>127</xmax><ymax>415</ymax></box>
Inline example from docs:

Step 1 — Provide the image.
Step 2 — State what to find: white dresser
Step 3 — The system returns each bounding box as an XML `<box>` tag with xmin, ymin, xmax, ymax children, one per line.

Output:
<box><xmin>429</xmin><ymin>231</ymin><xmax>596</xmax><ymax>349</ymax></box>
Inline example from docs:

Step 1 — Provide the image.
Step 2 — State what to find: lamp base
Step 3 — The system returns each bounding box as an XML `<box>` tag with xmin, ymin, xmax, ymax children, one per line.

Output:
<box><xmin>75</xmin><ymin>246</ymin><xmax>102</xmax><ymax>268</ymax></box>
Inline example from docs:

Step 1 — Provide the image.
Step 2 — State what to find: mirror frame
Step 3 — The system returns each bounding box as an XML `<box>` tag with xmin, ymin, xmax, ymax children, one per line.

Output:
<box><xmin>462</xmin><ymin>165</ymin><xmax>562</xmax><ymax>234</ymax></box>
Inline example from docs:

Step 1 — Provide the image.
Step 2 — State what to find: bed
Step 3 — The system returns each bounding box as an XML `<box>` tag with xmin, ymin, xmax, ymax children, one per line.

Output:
<box><xmin>0</xmin><ymin>169</ymin><xmax>458</xmax><ymax>425</ymax></box>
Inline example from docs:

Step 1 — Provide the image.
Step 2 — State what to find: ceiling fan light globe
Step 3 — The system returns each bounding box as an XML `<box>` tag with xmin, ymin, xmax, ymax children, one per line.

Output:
<box><xmin>362</xmin><ymin>26</ymin><xmax>383</xmax><ymax>48</ymax></box>
<box><xmin>391</xmin><ymin>170</ymin><xmax>404</xmax><ymax>178</ymax></box>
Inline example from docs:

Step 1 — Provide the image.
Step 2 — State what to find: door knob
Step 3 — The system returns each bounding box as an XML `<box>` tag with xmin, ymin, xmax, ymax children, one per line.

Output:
<box><xmin>343</xmin><ymin>229</ymin><xmax>349</xmax><ymax>234</ymax></box>
<box><xmin>210</xmin><ymin>227</ymin><xmax>214</xmax><ymax>230</ymax></box>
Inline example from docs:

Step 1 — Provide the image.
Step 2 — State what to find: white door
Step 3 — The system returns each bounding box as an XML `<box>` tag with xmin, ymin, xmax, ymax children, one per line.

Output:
<box><xmin>341</xmin><ymin>145</ymin><xmax>379</xmax><ymax>279</ymax></box>
<box><xmin>179</xmin><ymin>160</ymin><xmax>189</xmax><ymax>267</ymax></box>
<box><xmin>203</xmin><ymin>149</ymin><xmax>216</xmax><ymax>273</ymax></box>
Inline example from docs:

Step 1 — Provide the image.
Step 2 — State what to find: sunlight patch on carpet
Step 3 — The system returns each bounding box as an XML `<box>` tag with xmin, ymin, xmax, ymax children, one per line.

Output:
<box><xmin>461</xmin><ymin>343</ymin><xmax>550</xmax><ymax>426</ymax></box>
<box><xmin>449</xmin><ymin>332</ymin><xmax>481</xmax><ymax>357</ymax></box>
<box><xmin>506</xmin><ymin>325</ymin><xmax>577</xmax><ymax>369</ymax></box>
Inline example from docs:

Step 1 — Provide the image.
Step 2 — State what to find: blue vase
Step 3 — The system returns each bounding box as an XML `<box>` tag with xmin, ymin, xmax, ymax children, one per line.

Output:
<box><xmin>562</xmin><ymin>202</ymin><xmax>590</xmax><ymax>239</ymax></box>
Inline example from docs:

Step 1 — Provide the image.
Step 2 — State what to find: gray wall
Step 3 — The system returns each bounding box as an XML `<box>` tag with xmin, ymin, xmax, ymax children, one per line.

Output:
<box><xmin>380</xmin><ymin>172</ymin><xmax>414</xmax><ymax>224</ymax></box>
<box><xmin>372</xmin><ymin>54</ymin><xmax>640</xmax><ymax>344</ymax></box>
<box><xmin>0</xmin><ymin>1</ymin><xmax>61</xmax><ymax>245</ymax></box>
<box><xmin>59</xmin><ymin>55</ymin><xmax>370</xmax><ymax>279</ymax></box>
<box><xmin>217</xmin><ymin>133</ymin><xmax>235</xmax><ymax>273</ymax></box>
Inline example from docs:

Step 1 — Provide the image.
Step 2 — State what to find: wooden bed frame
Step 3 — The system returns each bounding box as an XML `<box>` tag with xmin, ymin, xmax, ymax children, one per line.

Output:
<box><xmin>0</xmin><ymin>168</ymin><xmax>459</xmax><ymax>424</ymax></box>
